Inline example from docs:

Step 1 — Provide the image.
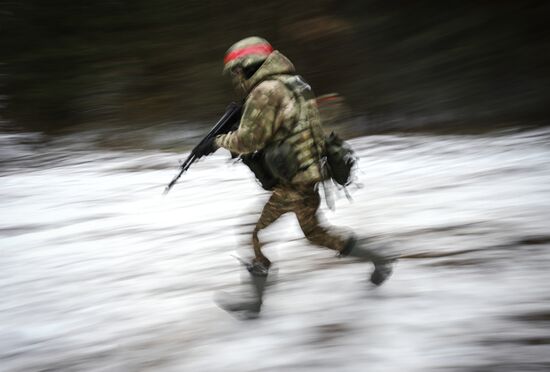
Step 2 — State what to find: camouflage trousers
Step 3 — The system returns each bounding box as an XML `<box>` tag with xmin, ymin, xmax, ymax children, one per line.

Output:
<box><xmin>252</xmin><ymin>183</ymin><xmax>349</xmax><ymax>267</ymax></box>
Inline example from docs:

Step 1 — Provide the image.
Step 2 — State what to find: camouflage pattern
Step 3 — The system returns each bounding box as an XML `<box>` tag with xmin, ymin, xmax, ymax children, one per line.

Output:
<box><xmin>251</xmin><ymin>184</ymin><xmax>348</xmax><ymax>267</ymax></box>
<box><xmin>270</xmin><ymin>74</ymin><xmax>327</xmax><ymax>184</ymax></box>
<box><xmin>215</xmin><ymin>50</ymin><xmax>325</xmax><ymax>185</ymax></box>
<box><xmin>216</xmin><ymin>40</ymin><xmax>349</xmax><ymax>266</ymax></box>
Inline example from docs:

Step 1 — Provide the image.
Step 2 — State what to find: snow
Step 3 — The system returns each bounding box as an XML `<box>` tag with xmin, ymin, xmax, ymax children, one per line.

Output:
<box><xmin>1</xmin><ymin>128</ymin><xmax>550</xmax><ymax>371</ymax></box>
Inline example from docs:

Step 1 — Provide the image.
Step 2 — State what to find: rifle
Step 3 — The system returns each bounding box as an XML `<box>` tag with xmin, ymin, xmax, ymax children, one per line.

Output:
<box><xmin>163</xmin><ymin>102</ymin><xmax>242</xmax><ymax>194</ymax></box>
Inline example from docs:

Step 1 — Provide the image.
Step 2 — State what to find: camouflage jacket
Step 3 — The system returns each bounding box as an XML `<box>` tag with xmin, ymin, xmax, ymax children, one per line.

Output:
<box><xmin>215</xmin><ymin>51</ymin><xmax>325</xmax><ymax>185</ymax></box>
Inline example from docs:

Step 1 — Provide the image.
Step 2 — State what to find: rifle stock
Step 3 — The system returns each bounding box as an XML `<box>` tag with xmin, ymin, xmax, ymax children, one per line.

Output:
<box><xmin>163</xmin><ymin>102</ymin><xmax>242</xmax><ymax>194</ymax></box>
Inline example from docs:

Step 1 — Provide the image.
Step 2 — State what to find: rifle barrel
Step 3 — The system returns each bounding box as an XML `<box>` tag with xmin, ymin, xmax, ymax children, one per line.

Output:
<box><xmin>164</xmin><ymin>153</ymin><xmax>195</xmax><ymax>194</ymax></box>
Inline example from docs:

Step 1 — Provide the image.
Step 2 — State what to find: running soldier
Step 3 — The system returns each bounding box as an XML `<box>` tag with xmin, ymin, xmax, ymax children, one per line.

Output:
<box><xmin>198</xmin><ymin>37</ymin><xmax>393</xmax><ymax>317</ymax></box>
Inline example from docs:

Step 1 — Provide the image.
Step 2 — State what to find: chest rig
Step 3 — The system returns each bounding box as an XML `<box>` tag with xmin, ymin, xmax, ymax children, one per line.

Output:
<box><xmin>263</xmin><ymin>74</ymin><xmax>326</xmax><ymax>184</ymax></box>
<box><xmin>240</xmin><ymin>74</ymin><xmax>327</xmax><ymax>190</ymax></box>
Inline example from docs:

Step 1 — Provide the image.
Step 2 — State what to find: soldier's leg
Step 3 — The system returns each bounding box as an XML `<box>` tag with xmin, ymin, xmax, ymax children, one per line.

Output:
<box><xmin>251</xmin><ymin>188</ymin><xmax>292</xmax><ymax>267</ymax></box>
<box><xmin>293</xmin><ymin>187</ymin><xmax>349</xmax><ymax>252</ymax></box>
<box><xmin>216</xmin><ymin>189</ymin><xmax>290</xmax><ymax>318</ymax></box>
<box><xmin>294</xmin><ymin>186</ymin><xmax>394</xmax><ymax>286</ymax></box>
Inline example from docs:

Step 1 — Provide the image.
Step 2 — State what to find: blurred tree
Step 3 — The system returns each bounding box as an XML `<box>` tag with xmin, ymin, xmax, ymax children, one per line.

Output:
<box><xmin>1</xmin><ymin>0</ymin><xmax>548</xmax><ymax>132</ymax></box>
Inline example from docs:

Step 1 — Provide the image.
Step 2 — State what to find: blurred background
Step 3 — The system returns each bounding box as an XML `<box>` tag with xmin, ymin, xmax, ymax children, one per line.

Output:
<box><xmin>1</xmin><ymin>0</ymin><xmax>549</xmax><ymax>135</ymax></box>
<box><xmin>1</xmin><ymin>1</ymin><xmax>550</xmax><ymax>371</ymax></box>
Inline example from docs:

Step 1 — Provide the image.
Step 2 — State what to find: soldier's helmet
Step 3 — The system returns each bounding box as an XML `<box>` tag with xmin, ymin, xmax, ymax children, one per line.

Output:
<box><xmin>223</xmin><ymin>36</ymin><xmax>273</xmax><ymax>75</ymax></box>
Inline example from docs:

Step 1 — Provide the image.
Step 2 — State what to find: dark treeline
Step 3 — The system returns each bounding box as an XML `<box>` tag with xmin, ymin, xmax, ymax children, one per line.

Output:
<box><xmin>1</xmin><ymin>0</ymin><xmax>549</xmax><ymax>132</ymax></box>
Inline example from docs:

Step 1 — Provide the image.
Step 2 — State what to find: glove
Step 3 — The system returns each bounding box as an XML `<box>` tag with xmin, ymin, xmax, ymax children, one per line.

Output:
<box><xmin>196</xmin><ymin>136</ymin><xmax>218</xmax><ymax>158</ymax></box>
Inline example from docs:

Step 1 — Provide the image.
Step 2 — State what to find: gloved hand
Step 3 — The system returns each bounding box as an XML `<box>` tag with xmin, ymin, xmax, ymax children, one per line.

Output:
<box><xmin>196</xmin><ymin>136</ymin><xmax>218</xmax><ymax>158</ymax></box>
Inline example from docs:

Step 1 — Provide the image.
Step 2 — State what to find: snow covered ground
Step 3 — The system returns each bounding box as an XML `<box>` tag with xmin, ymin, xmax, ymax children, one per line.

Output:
<box><xmin>1</xmin><ymin>128</ymin><xmax>550</xmax><ymax>371</ymax></box>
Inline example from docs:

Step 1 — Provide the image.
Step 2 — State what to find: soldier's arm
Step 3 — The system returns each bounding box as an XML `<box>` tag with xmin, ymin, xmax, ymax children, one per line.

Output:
<box><xmin>215</xmin><ymin>82</ymin><xmax>282</xmax><ymax>154</ymax></box>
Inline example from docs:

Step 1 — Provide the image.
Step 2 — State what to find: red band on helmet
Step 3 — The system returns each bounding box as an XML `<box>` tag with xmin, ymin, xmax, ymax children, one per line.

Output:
<box><xmin>224</xmin><ymin>44</ymin><xmax>273</xmax><ymax>65</ymax></box>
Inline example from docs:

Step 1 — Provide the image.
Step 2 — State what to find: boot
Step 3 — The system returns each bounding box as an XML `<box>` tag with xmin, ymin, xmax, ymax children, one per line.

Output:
<box><xmin>341</xmin><ymin>236</ymin><xmax>394</xmax><ymax>286</ymax></box>
<box><xmin>215</xmin><ymin>260</ymin><xmax>268</xmax><ymax>318</ymax></box>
